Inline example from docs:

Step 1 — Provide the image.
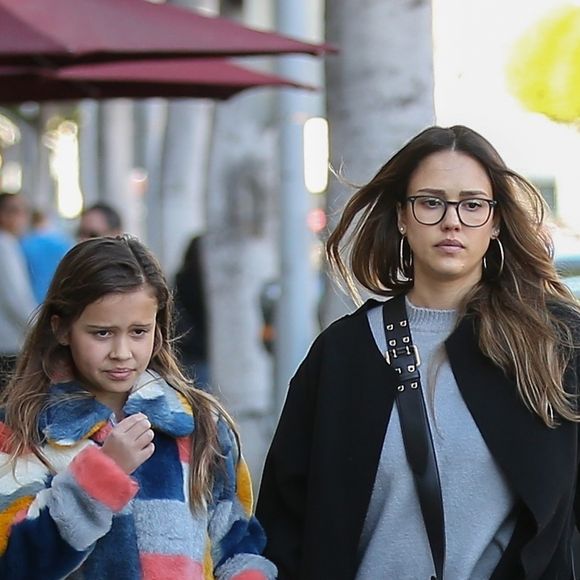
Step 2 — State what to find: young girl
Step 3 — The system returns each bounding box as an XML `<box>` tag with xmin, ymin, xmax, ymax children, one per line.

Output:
<box><xmin>0</xmin><ymin>235</ymin><xmax>276</xmax><ymax>580</ymax></box>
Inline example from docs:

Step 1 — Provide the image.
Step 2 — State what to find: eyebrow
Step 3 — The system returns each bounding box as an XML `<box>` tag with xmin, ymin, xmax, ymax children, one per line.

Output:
<box><xmin>414</xmin><ymin>188</ymin><xmax>492</xmax><ymax>198</ymax></box>
<box><xmin>85</xmin><ymin>323</ymin><xmax>155</xmax><ymax>330</ymax></box>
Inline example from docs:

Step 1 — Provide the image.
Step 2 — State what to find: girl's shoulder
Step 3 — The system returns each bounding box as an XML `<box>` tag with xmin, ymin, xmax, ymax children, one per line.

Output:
<box><xmin>215</xmin><ymin>414</ymin><xmax>239</xmax><ymax>463</ymax></box>
<box><xmin>0</xmin><ymin>413</ymin><xmax>12</xmax><ymax>454</ymax></box>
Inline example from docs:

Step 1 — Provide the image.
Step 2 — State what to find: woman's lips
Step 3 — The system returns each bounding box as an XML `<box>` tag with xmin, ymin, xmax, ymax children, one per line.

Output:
<box><xmin>436</xmin><ymin>239</ymin><xmax>464</xmax><ymax>253</ymax></box>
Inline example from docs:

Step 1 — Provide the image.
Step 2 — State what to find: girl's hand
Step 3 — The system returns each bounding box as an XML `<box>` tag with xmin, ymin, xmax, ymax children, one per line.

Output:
<box><xmin>101</xmin><ymin>413</ymin><xmax>155</xmax><ymax>474</ymax></box>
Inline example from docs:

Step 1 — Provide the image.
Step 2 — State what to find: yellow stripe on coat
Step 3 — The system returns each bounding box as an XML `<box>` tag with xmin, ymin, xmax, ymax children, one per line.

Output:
<box><xmin>236</xmin><ymin>458</ymin><xmax>253</xmax><ymax>516</ymax></box>
<box><xmin>204</xmin><ymin>536</ymin><xmax>214</xmax><ymax>580</ymax></box>
<box><xmin>0</xmin><ymin>495</ymin><xmax>34</xmax><ymax>554</ymax></box>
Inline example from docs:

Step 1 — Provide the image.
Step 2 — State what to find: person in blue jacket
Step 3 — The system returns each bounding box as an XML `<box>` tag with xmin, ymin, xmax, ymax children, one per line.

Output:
<box><xmin>21</xmin><ymin>208</ymin><xmax>73</xmax><ymax>302</ymax></box>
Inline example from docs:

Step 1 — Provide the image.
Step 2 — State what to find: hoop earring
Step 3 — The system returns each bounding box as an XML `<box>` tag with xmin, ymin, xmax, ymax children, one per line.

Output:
<box><xmin>399</xmin><ymin>235</ymin><xmax>413</xmax><ymax>280</ymax></box>
<box><xmin>483</xmin><ymin>237</ymin><xmax>505</xmax><ymax>279</ymax></box>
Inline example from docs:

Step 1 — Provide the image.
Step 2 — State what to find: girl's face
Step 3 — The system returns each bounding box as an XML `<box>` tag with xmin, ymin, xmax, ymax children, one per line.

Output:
<box><xmin>62</xmin><ymin>287</ymin><xmax>158</xmax><ymax>412</ymax></box>
<box><xmin>397</xmin><ymin>150</ymin><xmax>498</xmax><ymax>290</ymax></box>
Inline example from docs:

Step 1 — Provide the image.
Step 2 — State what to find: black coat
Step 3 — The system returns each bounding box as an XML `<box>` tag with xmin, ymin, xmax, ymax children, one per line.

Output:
<box><xmin>256</xmin><ymin>297</ymin><xmax>580</xmax><ymax>580</ymax></box>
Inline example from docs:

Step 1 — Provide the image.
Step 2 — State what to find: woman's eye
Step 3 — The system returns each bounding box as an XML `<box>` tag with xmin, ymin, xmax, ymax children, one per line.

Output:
<box><xmin>423</xmin><ymin>198</ymin><xmax>443</xmax><ymax>208</ymax></box>
<box><xmin>132</xmin><ymin>328</ymin><xmax>149</xmax><ymax>337</ymax></box>
<box><xmin>463</xmin><ymin>200</ymin><xmax>484</xmax><ymax>210</ymax></box>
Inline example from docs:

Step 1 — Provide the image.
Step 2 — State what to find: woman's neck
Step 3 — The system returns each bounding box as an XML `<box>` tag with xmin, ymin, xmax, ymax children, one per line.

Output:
<box><xmin>407</xmin><ymin>280</ymin><xmax>472</xmax><ymax>310</ymax></box>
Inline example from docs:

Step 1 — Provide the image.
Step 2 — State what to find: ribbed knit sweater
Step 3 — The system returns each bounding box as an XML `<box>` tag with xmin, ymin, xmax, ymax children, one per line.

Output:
<box><xmin>356</xmin><ymin>299</ymin><xmax>517</xmax><ymax>579</ymax></box>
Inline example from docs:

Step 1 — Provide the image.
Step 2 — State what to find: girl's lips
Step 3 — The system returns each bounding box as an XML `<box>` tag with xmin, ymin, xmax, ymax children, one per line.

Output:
<box><xmin>106</xmin><ymin>369</ymin><xmax>134</xmax><ymax>381</ymax></box>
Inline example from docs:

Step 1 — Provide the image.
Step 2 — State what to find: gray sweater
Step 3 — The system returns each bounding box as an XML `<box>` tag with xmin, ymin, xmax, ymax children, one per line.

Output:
<box><xmin>356</xmin><ymin>299</ymin><xmax>517</xmax><ymax>579</ymax></box>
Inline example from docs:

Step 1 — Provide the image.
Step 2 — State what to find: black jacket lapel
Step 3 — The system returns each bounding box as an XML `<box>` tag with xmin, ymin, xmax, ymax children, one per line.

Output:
<box><xmin>321</xmin><ymin>299</ymin><xmax>399</xmax><ymax>575</ymax></box>
<box><xmin>445</xmin><ymin>317</ymin><xmax>576</xmax><ymax>533</ymax></box>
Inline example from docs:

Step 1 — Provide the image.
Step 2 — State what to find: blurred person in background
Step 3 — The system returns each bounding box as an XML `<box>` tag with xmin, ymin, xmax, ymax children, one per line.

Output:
<box><xmin>173</xmin><ymin>235</ymin><xmax>210</xmax><ymax>390</ymax></box>
<box><xmin>77</xmin><ymin>202</ymin><xmax>123</xmax><ymax>240</ymax></box>
<box><xmin>0</xmin><ymin>192</ymin><xmax>37</xmax><ymax>389</ymax></box>
<box><xmin>21</xmin><ymin>208</ymin><xmax>73</xmax><ymax>302</ymax></box>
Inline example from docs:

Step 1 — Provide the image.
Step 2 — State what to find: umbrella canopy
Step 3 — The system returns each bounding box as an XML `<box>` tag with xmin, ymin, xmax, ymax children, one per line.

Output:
<box><xmin>0</xmin><ymin>0</ymin><xmax>334</xmax><ymax>66</ymax></box>
<box><xmin>0</xmin><ymin>60</ymin><xmax>313</xmax><ymax>102</ymax></box>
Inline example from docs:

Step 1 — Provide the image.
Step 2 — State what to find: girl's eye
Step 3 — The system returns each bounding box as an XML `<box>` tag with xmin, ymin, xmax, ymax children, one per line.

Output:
<box><xmin>94</xmin><ymin>330</ymin><xmax>111</xmax><ymax>338</ymax></box>
<box><xmin>132</xmin><ymin>328</ymin><xmax>149</xmax><ymax>337</ymax></box>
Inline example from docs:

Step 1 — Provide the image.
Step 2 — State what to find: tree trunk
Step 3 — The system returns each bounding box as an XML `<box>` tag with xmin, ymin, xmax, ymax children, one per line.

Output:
<box><xmin>99</xmin><ymin>100</ymin><xmax>140</xmax><ymax>236</ymax></box>
<box><xmin>135</xmin><ymin>99</ymin><xmax>166</xmax><ymax>251</ymax></box>
<box><xmin>157</xmin><ymin>97</ymin><xmax>214</xmax><ymax>279</ymax></box>
<box><xmin>321</xmin><ymin>0</ymin><xmax>435</xmax><ymax>326</ymax></box>
<box><xmin>205</xmin><ymin>90</ymin><xmax>279</xmax><ymax>484</ymax></box>
<box><xmin>204</xmin><ymin>0</ymin><xmax>284</xmax><ymax>484</ymax></box>
<box><xmin>148</xmin><ymin>0</ymin><xmax>217</xmax><ymax>282</ymax></box>
<box><xmin>78</xmin><ymin>101</ymin><xmax>100</xmax><ymax>207</ymax></box>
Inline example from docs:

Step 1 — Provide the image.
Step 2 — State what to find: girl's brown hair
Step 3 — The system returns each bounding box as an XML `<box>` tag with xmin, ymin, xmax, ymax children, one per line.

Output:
<box><xmin>327</xmin><ymin>124</ymin><xmax>579</xmax><ymax>427</ymax></box>
<box><xmin>1</xmin><ymin>235</ymin><xmax>234</xmax><ymax>509</ymax></box>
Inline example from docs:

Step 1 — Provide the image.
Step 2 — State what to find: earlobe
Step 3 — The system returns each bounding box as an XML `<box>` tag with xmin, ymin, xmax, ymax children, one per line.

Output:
<box><xmin>396</xmin><ymin>203</ymin><xmax>407</xmax><ymax>234</ymax></box>
<box><xmin>51</xmin><ymin>315</ymin><xmax>69</xmax><ymax>346</ymax></box>
<box><xmin>152</xmin><ymin>325</ymin><xmax>162</xmax><ymax>358</ymax></box>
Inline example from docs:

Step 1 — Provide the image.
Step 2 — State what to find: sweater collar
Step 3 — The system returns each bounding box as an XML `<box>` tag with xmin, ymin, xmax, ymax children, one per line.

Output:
<box><xmin>40</xmin><ymin>370</ymin><xmax>195</xmax><ymax>446</ymax></box>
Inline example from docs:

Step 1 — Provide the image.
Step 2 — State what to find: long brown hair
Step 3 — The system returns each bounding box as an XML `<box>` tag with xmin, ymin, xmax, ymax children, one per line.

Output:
<box><xmin>1</xmin><ymin>235</ymin><xmax>236</xmax><ymax>509</ymax></box>
<box><xmin>327</xmin><ymin>125</ymin><xmax>580</xmax><ymax>427</ymax></box>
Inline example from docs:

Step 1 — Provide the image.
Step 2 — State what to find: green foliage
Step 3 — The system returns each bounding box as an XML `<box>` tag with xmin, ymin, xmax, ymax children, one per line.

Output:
<box><xmin>507</xmin><ymin>5</ymin><xmax>580</xmax><ymax>123</ymax></box>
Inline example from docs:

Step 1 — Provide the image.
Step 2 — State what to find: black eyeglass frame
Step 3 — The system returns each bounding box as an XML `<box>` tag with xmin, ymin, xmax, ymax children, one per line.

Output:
<box><xmin>404</xmin><ymin>195</ymin><xmax>498</xmax><ymax>228</ymax></box>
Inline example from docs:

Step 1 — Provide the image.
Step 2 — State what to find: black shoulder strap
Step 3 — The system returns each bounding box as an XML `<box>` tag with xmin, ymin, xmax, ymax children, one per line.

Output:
<box><xmin>382</xmin><ymin>296</ymin><xmax>446</xmax><ymax>580</ymax></box>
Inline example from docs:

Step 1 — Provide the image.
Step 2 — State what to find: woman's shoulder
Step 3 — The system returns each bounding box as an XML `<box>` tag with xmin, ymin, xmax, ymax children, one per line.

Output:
<box><xmin>547</xmin><ymin>298</ymin><xmax>580</xmax><ymax>332</ymax></box>
<box><xmin>295</xmin><ymin>298</ymin><xmax>385</xmax><ymax>370</ymax></box>
<box><xmin>318</xmin><ymin>298</ymin><xmax>383</xmax><ymax>339</ymax></box>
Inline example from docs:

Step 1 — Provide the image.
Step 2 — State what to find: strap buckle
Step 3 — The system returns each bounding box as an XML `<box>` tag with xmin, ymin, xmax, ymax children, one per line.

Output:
<box><xmin>385</xmin><ymin>344</ymin><xmax>421</xmax><ymax>368</ymax></box>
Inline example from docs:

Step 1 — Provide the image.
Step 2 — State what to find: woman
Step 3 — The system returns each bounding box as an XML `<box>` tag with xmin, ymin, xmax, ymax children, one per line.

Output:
<box><xmin>256</xmin><ymin>125</ymin><xmax>580</xmax><ymax>579</ymax></box>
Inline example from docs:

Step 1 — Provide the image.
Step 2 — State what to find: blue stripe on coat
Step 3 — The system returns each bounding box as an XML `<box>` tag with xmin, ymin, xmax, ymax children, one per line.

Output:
<box><xmin>133</xmin><ymin>432</ymin><xmax>184</xmax><ymax>501</ymax></box>
<box><xmin>82</xmin><ymin>513</ymin><xmax>141</xmax><ymax>579</ymax></box>
<box><xmin>0</xmin><ymin>507</ymin><xmax>88</xmax><ymax>579</ymax></box>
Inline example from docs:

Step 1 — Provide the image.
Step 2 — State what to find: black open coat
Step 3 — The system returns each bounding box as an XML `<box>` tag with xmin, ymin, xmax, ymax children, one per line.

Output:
<box><xmin>256</xmin><ymin>297</ymin><xmax>580</xmax><ymax>580</ymax></box>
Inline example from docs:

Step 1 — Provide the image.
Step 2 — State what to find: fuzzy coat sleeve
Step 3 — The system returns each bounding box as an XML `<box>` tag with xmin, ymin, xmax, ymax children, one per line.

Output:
<box><xmin>209</xmin><ymin>417</ymin><xmax>277</xmax><ymax>580</ymax></box>
<box><xmin>0</xmin><ymin>424</ymin><xmax>138</xmax><ymax>580</ymax></box>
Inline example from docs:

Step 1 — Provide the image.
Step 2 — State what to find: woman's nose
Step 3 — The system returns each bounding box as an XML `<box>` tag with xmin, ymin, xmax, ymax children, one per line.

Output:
<box><xmin>440</xmin><ymin>203</ymin><xmax>461</xmax><ymax>229</ymax></box>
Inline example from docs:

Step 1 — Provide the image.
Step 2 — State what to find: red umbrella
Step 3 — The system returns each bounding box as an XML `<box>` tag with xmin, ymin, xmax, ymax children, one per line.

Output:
<box><xmin>0</xmin><ymin>60</ymin><xmax>314</xmax><ymax>102</ymax></box>
<box><xmin>0</xmin><ymin>0</ymin><xmax>334</xmax><ymax>66</ymax></box>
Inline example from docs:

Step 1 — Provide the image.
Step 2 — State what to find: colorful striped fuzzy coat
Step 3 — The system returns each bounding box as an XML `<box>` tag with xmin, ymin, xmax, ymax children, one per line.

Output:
<box><xmin>0</xmin><ymin>371</ymin><xmax>277</xmax><ymax>580</ymax></box>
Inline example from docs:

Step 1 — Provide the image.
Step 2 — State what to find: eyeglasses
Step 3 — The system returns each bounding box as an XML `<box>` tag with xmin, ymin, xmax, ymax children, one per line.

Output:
<box><xmin>405</xmin><ymin>196</ymin><xmax>498</xmax><ymax>228</ymax></box>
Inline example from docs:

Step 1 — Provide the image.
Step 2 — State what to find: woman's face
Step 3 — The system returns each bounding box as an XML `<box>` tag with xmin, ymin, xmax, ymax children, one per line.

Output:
<box><xmin>397</xmin><ymin>150</ymin><xmax>498</xmax><ymax>290</ymax></box>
